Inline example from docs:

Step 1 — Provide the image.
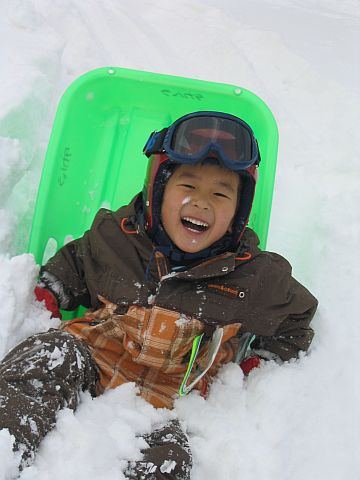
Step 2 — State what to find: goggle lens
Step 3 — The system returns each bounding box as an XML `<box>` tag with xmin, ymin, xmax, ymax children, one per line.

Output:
<box><xmin>170</xmin><ymin>116</ymin><xmax>252</xmax><ymax>163</ymax></box>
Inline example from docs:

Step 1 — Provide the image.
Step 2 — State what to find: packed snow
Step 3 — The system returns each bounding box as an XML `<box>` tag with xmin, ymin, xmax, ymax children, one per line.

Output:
<box><xmin>0</xmin><ymin>0</ymin><xmax>359</xmax><ymax>479</ymax></box>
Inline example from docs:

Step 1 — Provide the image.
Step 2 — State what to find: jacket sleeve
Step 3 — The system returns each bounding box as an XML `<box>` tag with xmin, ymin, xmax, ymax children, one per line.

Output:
<box><xmin>255</xmin><ymin>291</ymin><xmax>317</xmax><ymax>361</ymax></box>
<box><xmin>241</xmin><ymin>253</ymin><xmax>318</xmax><ymax>362</ymax></box>
<box><xmin>39</xmin><ymin>232</ymin><xmax>92</xmax><ymax>311</ymax></box>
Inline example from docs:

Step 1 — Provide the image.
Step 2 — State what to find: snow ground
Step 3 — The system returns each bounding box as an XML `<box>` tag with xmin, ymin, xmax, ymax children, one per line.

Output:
<box><xmin>0</xmin><ymin>0</ymin><xmax>359</xmax><ymax>478</ymax></box>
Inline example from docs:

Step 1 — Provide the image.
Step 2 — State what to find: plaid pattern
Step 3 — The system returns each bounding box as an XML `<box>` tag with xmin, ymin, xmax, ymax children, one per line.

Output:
<box><xmin>62</xmin><ymin>296</ymin><xmax>241</xmax><ymax>408</ymax></box>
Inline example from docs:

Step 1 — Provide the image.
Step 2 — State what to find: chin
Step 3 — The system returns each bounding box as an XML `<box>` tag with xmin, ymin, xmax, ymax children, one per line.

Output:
<box><xmin>177</xmin><ymin>242</ymin><xmax>207</xmax><ymax>253</ymax></box>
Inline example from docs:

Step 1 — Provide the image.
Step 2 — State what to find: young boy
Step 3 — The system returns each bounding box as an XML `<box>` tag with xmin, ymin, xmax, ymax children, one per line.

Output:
<box><xmin>0</xmin><ymin>112</ymin><xmax>317</xmax><ymax>479</ymax></box>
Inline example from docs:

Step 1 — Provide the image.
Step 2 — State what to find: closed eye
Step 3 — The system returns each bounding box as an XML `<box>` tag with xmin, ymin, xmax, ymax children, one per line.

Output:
<box><xmin>179</xmin><ymin>183</ymin><xmax>195</xmax><ymax>189</ymax></box>
<box><xmin>214</xmin><ymin>192</ymin><xmax>231</xmax><ymax>199</ymax></box>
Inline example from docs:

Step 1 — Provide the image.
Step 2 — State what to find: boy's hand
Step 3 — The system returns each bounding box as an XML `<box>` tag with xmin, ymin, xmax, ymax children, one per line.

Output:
<box><xmin>240</xmin><ymin>355</ymin><xmax>261</xmax><ymax>375</ymax></box>
<box><xmin>34</xmin><ymin>286</ymin><xmax>62</xmax><ymax>319</ymax></box>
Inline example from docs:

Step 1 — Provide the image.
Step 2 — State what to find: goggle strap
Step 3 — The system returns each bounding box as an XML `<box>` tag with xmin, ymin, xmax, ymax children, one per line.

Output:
<box><xmin>255</xmin><ymin>139</ymin><xmax>261</xmax><ymax>165</ymax></box>
<box><xmin>143</xmin><ymin>128</ymin><xmax>168</xmax><ymax>157</ymax></box>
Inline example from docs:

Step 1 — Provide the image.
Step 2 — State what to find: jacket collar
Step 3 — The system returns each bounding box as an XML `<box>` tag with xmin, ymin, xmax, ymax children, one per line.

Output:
<box><xmin>173</xmin><ymin>252</ymin><xmax>237</xmax><ymax>280</ymax></box>
<box><xmin>115</xmin><ymin>194</ymin><xmax>261</xmax><ymax>281</ymax></box>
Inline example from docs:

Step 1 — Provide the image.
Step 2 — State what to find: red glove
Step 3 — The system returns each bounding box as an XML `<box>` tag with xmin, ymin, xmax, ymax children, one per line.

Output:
<box><xmin>240</xmin><ymin>355</ymin><xmax>261</xmax><ymax>375</ymax></box>
<box><xmin>34</xmin><ymin>286</ymin><xmax>62</xmax><ymax>319</ymax></box>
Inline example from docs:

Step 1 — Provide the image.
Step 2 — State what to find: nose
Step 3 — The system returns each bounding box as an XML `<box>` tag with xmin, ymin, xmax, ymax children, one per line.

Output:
<box><xmin>191</xmin><ymin>193</ymin><xmax>209</xmax><ymax>210</ymax></box>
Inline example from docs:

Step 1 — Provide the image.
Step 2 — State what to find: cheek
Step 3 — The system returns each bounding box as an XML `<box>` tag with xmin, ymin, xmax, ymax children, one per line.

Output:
<box><xmin>216</xmin><ymin>204</ymin><xmax>237</xmax><ymax>232</ymax></box>
<box><xmin>161</xmin><ymin>191</ymin><xmax>181</xmax><ymax>223</ymax></box>
<box><xmin>219</xmin><ymin>216</ymin><xmax>233</xmax><ymax>233</ymax></box>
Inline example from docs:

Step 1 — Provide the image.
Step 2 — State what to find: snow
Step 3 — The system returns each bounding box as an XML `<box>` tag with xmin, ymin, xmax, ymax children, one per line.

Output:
<box><xmin>0</xmin><ymin>254</ymin><xmax>59</xmax><ymax>360</ymax></box>
<box><xmin>47</xmin><ymin>346</ymin><xmax>66</xmax><ymax>370</ymax></box>
<box><xmin>19</xmin><ymin>385</ymin><xmax>173</xmax><ymax>480</ymax></box>
<box><xmin>0</xmin><ymin>430</ymin><xmax>21</xmax><ymax>479</ymax></box>
<box><xmin>160</xmin><ymin>459</ymin><xmax>177</xmax><ymax>473</ymax></box>
<box><xmin>0</xmin><ymin>0</ymin><xmax>359</xmax><ymax>479</ymax></box>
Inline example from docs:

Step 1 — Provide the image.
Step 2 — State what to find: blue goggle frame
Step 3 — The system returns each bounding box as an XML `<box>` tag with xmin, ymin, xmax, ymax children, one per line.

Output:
<box><xmin>143</xmin><ymin>111</ymin><xmax>260</xmax><ymax>171</ymax></box>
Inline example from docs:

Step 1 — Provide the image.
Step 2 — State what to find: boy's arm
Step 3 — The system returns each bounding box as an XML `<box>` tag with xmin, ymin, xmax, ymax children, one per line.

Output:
<box><xmin>252</xmin><ymin>302</ymin><xmax>317</xmax><ymax>362</ymax></box>
<box><xmin>235</xmin><ymin>283</ymin><xmax>316</xmax><ymax>374</ymax></box>
<box><xmin>37</xmin><ymin>235</ymin><xmax>92</xmax><ymax>312</ymax></box>
<box><xmin>260</xmin><ymin>271</ymin><xmax>318</xmax><ymax>361</ymax></box>
<box><xmin>237</xmin><ymin>253</ymin><xmax>318</xmax><ymax>363</ymax></box>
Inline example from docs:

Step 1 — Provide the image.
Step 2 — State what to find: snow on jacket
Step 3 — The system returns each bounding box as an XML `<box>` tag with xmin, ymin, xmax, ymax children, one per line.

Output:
<box><xmin>40</xmin><ymin>195</ymin><xmax>318</xmax><ymax>408</ymax></box>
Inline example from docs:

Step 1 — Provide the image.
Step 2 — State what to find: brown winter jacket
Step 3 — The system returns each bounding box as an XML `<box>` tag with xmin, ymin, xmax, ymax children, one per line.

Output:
<box><xmin>41</xmin><ymin>195</ymin><xmax>318</xmax><ymax>408</ymax></box>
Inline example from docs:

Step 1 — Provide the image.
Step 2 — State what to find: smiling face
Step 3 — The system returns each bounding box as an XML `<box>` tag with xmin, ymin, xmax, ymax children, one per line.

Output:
<box><xmin>160</xmin><ymin>163</ymin><xmax>239</xmax><ymax>253</ymax></box>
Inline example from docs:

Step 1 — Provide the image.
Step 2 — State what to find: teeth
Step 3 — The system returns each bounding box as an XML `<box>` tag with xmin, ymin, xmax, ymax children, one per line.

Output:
<box><xmin>182</xmin><ymin>217</ymin><xmax>209</xmax><ymax>227</ymax></box>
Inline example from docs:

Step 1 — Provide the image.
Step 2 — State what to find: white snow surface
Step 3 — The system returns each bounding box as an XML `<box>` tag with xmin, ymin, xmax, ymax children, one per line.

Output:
<box><xmin>0</xmin><ymin>0</ymin><xmax>359</xmax><ymax>479</ymax></box>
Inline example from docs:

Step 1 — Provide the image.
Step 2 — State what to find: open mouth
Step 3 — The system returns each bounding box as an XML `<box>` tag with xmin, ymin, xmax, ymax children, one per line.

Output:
<box><xmin>181</xmin><ymin>216</ymin><xmax>210</xmax><ymax>232</ymax></box>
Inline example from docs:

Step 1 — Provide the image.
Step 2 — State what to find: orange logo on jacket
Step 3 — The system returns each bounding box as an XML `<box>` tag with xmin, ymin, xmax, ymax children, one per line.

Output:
<box><xmin>207</xmin><ymin>284</ymin><xmax>239</xmax><ymax>297</ymax></box>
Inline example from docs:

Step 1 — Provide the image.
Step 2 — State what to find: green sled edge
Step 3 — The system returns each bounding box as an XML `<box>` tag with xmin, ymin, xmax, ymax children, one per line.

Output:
<box><xmin>27</xmin><ymin>67</ymin><xmax>279</xmax><ymax>319</ymax></box>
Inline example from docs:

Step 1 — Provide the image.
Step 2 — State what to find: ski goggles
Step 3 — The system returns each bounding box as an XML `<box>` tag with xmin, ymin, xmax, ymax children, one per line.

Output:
<box><xmin>143</xmin><ymin>111</ymin><xmax>260</xmax><ymax>171</ymax></box>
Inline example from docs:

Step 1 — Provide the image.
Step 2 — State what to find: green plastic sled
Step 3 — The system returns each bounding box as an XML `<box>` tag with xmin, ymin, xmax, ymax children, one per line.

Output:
<box><xmin>28</xmin><ymin>67</ymin><xmax>278</xmax><ymax>317</ymax></box>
